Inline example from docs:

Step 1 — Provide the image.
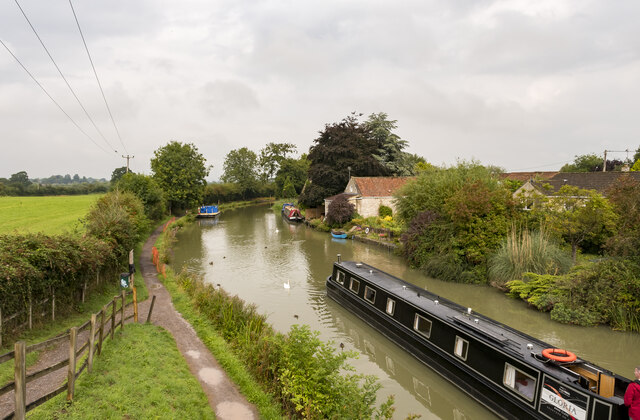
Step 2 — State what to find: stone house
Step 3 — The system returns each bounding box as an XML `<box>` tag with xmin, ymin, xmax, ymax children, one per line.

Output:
<box><xmin>324</xmin><ymin>176</ymin><xmax>413</xmax><ymax>218</ymax></box>
<box><xmin>513</xmin><ymin>172</ymin><xmax>640</xmax><ymax>207</ymax></box>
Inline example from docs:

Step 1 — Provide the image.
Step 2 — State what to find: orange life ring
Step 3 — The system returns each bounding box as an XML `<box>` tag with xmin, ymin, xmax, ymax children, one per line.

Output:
<box><xmin>542</xmin><ymin>348</ymin><xmax>577</xmax><ymax>363</ymax></box>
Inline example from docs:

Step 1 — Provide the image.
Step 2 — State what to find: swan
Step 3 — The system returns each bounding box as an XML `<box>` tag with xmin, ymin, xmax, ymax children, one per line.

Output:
<box><xmin>284</xmin><ymin>279</ymin><xmax>290</xmax><ymax>289</ymax></box>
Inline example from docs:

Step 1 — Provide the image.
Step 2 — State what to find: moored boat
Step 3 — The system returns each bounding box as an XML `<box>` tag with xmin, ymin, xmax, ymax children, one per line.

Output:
<box><xmin>326</xmin><ymin>257</ymin><xmax>631</xmax><ymax>420</ymax></box>
<box><xmin>197</xmin><ymin>205</ymin><xmax>220</xmax><ymax>218</ymax></box>
<box><xmin>331</xmin><ymin>229</ymin><xmax>347</xmax><ymax>239</ymax></box>
<box><xmin>281</xmin><ymin>203</ymin><xmax>303</xmax><ymax>222</ymax></box>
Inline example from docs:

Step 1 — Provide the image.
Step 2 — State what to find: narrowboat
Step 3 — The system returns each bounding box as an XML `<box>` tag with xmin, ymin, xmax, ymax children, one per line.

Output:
<box><xmin>331</xmin><ymin>230</ymin><xmax>347</xmax><ymax>239</ymax></box>
<box><xmin>326</xmin><ymin>258</ymin><xmax>631</xmax><ymax>420</ymax></box>
<box><xmin>281</xmin><ymin>203</ymin><xmax>303</xmax><ymax>222</ymax></box>
<box><xmin>197</xmin><ymin>205</ymin><xmax>220</xmax><ymax>218</ymax></box>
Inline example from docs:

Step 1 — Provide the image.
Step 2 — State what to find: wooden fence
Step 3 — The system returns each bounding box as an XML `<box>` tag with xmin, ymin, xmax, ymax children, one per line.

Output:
<box><xmin>0</xmin><ymin>270</ymin><xmax>114</xmax><ymax>349</ymax></box>
<box><xmin>0</xmin><ymin>290</ymin><xmax>157</xmax><ymax>420</ymax></box>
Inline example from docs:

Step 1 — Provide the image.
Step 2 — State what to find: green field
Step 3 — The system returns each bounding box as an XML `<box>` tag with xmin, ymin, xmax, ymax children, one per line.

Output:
<box><xmin>0</xmin><ymin>195</ymin><xmax>102</xmax><ymax>235</ymax></box>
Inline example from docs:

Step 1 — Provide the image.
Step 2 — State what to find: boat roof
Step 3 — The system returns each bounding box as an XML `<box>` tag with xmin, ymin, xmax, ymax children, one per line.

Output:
<box><xmin>334</xmin><ymin>260</ymin><xmax>622</xmax><ymax>381</ymax></box>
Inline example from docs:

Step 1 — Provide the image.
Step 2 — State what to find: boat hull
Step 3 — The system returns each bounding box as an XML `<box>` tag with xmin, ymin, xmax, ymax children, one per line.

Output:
<box><xmin>326</xmin><ymin>261</ymin><xmax>629</xmax><ymax>420</ymax></box>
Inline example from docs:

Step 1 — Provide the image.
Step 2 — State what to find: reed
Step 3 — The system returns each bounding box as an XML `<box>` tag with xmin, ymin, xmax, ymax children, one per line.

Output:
<box><xmin>489</xmin><ymin>227</ymin><xmax>572</xmax><ymax>286</ymax></box>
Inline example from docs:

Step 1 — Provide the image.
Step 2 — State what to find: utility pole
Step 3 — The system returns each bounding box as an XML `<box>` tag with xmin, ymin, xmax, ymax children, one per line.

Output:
<box><xmin>122</xmin><ymin>155</ymin><xmax>134</xmax><ymax>173</ymax></box>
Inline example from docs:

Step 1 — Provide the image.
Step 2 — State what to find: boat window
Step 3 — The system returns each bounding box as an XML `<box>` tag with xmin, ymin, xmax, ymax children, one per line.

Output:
<box><xmin>364</xmin><ymin>286</ymin><xmax>376</xmax><ymax>304</ymax></box>
<box><xmin>413</xmin><ymin>314</ymin><xmax>432</xmax><ymax>338</ymax></box>
<box><xmin>336</xmin><ymin>271</ymin><xmax>345</xmax><ymax>285</ymax></box>
<box><xmin>349</xmin><ymin>278</ymin><xmax>360</xmax><ymax>294</ymax></box>
<box><xmin>386</xmin><ymin>298</ymin><xmax>396</xmax><ymax>316</ymax></box>
<box><xmin>503</xmin><ymin>363</ymin><xmax>536</xmax><ymax>401</ymax></box>
<box><xmin>454</xmin><ymin>336</ymin><xmax>469</xmax><ymax>361</ymax></box>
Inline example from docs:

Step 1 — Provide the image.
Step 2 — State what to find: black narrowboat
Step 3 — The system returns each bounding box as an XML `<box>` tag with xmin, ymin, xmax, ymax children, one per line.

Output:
<box><xmin>326</xmin><ymin>259</ymin><xmax>632</xmax><ymax>420</ymax></box>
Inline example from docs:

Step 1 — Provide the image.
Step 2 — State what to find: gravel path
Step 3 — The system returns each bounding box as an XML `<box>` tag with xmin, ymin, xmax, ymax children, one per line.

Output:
<box><xmin>0</xmin><ymin>226</ymin><xmax>258</xmax><ymax>419</ymax></box>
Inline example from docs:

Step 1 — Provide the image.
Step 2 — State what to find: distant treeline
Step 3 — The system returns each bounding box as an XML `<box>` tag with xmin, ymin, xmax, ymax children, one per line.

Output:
<box><xmin>0</xmin><ymin>171</ymin><xmax>108</xmax><ymax>196</ymax></box>
<box><xmin>0</xmin><ymin>182</ymin><xmax>109</xmax><ymax>196</ymax></box>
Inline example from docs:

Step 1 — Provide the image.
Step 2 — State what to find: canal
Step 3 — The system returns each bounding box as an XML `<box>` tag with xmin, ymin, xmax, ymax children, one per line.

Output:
<box><xmin>172</xmin><ymin>204</ymin><xmax>640</xmax><ymax>419</ymax></box>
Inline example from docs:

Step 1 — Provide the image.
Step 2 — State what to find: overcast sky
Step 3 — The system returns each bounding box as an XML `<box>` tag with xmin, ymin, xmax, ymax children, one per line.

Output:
<box><xmin>1</xmin><ymin>0</ymin><xmax>639</xmax><ymax>181</ymax></box>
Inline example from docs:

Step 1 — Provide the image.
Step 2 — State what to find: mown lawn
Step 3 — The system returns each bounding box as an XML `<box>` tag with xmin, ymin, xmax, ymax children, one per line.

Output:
<box><xmin>0</xmin><ymin>195</ymin><xmax>102</xmax><ymax>235</ymax></box>
<box><xmin>29</xmin><ymin>323</ymin><xmax>215</xmax><ymax>419</ymax></box>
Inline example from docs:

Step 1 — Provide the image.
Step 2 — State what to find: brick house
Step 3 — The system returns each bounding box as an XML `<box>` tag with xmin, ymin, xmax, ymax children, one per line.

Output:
<box><xmin>324</xmin><ymin>177</ymin><xmax>413</xmax><ymax>218</ymax></box>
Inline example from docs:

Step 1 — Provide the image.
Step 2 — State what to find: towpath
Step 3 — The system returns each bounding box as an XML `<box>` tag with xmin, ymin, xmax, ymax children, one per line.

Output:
<box><xmin>139</xmin><ymin>225</ymin><xmax>259</xmax><ymax>419</ymax></box>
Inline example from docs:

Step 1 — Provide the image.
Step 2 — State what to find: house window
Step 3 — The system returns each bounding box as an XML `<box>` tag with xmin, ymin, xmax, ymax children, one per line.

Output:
<box><xmin>503</xmin><ymin>363</ymin><xmax>536</xmax><ymax>401</ymax></box>
<box><xmin>349</xmin><ymin>278</ymin><xmax>360</xmax><ymax>294</ymax></box>
<box><xmin>364</xmin><ymin>286</ymin><xmax>376</xmax><ymax>304</ymax></box>
<box><xmin>335</xmin><ymin>271</ymin><xmax>345</xmax><ymax>285</ymax></box>
<box><xmin>413</xmin><ymin>314</ymin><xmax>432</xmax><ymax>338</ymax></box>
<box><xmin>454</xmin><ymin>336</ymin><xmax>469</xmax><ymax>361</ymax></box>
<box><xmin>386</xmin><ymin>298</ymin><xmax>396</xmax><ymax>316</ymax></box>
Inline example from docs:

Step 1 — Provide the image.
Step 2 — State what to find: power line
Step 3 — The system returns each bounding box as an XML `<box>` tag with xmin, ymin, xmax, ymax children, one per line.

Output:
<box><xmin>13</xmin><ymin>0</ymin><xmax>118</xmax><ymax>154</ymax></box>
<box><xmin>68</xmin><ymin>0</ymin><xmax>128</xmax><ymax>155</ymax></box>
<box><xmin>0</xmin><ymin>38</ymin><xmax>109</xmax><ymax>154</ymax></box>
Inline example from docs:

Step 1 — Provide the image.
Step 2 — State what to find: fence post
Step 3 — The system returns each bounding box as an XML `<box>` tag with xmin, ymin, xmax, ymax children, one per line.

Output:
<box><xmin>146</xmin><ymin>295</ymin><xmax>156</xmax><ymax>323</ymax></box>
<box><xmin>98</xmin><ymin>309</ymin><xmax>105</xmax><ymax>355</ymax></box>
<box><xmin>120</xmin><ymin>290</ymin><xmax>126</xmax><ymax>329</ymax></box>
<box><xmin>110</xmin><ymin>297</ymin><xmax>117</xmax><ymax>340</ymax></box>
<box><xmin>14</xmin><ymin>340</ymin><xmax>26</xmax><ymax>420</ymax></box>
<box><xmin>133</xmin><ymin>285</ymin><xmax>138</xmax><ymax>323</ymax></box>
<box><xmin>67</xmin><ymin>327</ymin><xmax>77</xmax><ymax>402</ymax></box>
<box><xmin>28</xmin><ymin>295</ymin><xmax>32</xmax><ymax>330</ymax></box>
<box><xmin>82</xmin><ymin>281</ymin><xmax>87</xmax><ymax>303</ymax></box>
<box><xmin>0</xmin><ymin>306</ymin><xmax>3</xmax><ymax>349</ymax></box>
<box><xmin>88</xmin><ymin>314</ymin><xmax>97</xmax><ymax>372</ymax></box>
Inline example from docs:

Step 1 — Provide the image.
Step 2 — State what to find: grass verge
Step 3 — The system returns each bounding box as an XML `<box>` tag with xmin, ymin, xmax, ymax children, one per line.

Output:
<box><xmin>29</xmin><ymin>323</ymin><xmax>215</xmax><ymax>419</ymax></box>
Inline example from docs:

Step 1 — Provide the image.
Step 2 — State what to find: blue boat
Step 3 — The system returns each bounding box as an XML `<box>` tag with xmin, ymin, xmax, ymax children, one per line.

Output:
<box><xmin>197</xmin><ymin>205</ymin><xmax>220</xmax><ymax>218</ymax></box>
<box><xmin>331</xmin><ymin>229</ymin><xmax>347</xmax><ymax>239</ymax></box>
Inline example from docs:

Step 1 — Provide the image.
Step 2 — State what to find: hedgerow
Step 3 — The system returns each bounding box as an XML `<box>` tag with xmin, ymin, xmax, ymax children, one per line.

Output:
<box><xmin>0</xmin><ymin>191</ymin><xmax>149</xmax><ymax>339</ymax></box>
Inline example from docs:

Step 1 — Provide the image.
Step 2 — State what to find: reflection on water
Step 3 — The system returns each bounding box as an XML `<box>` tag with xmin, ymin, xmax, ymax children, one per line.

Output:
<box><xmin>172</xmin><ymin>204</ymin><xmax>640</xmax><ymax>419</ymax></box>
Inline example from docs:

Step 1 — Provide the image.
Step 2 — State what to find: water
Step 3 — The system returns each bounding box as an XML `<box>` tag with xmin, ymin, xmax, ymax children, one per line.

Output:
<box><xmin>172</xmin><ymin>204</ymin><xmax>640</xmax><ymax>419</ymax></box>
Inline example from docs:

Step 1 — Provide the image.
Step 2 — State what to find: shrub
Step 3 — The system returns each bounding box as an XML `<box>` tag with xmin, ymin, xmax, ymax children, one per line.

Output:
<box><xmin>505</xmin><ymin>260</ymin><xmax>640</xmax><ymax>331</ymax></box>
<box><xmin>84</xmin><ymin>190</ymin><xmax>150</xmax><ymax>262</ymax></box>
<box><xmin>488</xmin><ymin>228</ymin><xmax>572</xmax><ymax>287</ymax></box>
<box><xmin>378</xmin><ymin>205</ymin><xmax>392</xmax><ymax>218</ymax></box>
<box><xmin>325</xmin><ymin>195</ymin><xmax>355</xmax><ymax>226</ymax></box>
<box><xmin>176</xmin><ymin>271</ymin><xmax>394</xmax><ymax>419</ymax></box>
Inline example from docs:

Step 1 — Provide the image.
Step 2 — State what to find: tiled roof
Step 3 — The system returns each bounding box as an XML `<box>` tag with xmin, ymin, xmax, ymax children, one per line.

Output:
<box><xmin>325</xmin><ymin>192</ymin><xmax>357</xmax><ymax>202</ymax></box>
<box><xmin>352</xmin><ymin>177</ymin><xmax>413</xmax><ymax>197</ymax></box>
<box><xmin>532</xmin><ymin>172</ymin><xmax>640</xmax><ymax>196</ymax></box>
<box><xmin>500</xmin><ymin>172</ymin><xmax>557</xmax><ymax>182</ymax></box>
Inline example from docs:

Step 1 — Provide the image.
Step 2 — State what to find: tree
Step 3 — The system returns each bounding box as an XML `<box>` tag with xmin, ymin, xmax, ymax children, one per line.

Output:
<box><xmin>258</xmin><ymin>142</ymin><xmax>297</xmax><ymax>181</ymax></box>
<box><xmin>222</xmin><ymin>147</ymin><xmax>259</xmax><ymax>199</ymax></box>
<box><xmin>560</xmin><ymin>154</ymin><xmax>603</xmax><ymax>172</ymax></box>
<box><xmin>110</xmin><ymin>167</ymin><xmax>130</xmax><ymax>183</ymax></box>
<box><xmin>365</xmin><ymin>113</ymin><xmax>410</xmax><ymax>175</ymax></box>
<box><xmin>281</xmin><ymin>177</ymin><xmax>297</xmax><ymax>198</ymax></box>
<box><xmin>9</xmin><ymin>171</ymin><xmax>31</xmax><ymax>191</ymax></box>
<box><xmin>299</xmin><ymin>113</ymin><xmax>388</xmax><ymax>208</ymax></box>
<box><xmin>634</xmin><ymin>146</ymin><xmax>640</xmax><ymax>164</ymax></box>
<box><xmin>151</xmin><ymin>141</ymin><xmax>210</xmax><ymax>212</ymax></box>
<box><xmin>540</xmin><ymin>186</ymin><xmax>618</xmax><ymax>262</ymax></box>
<box><xmin>274</xmin><ymin>155</ymin><xmax>310</xmax><ymax>198</ymax></box>
<box><xmin>114</xmin><ymin>173</ymin><xmax>166</xmax><ymax>220</ymax></box>
<box><xmin>605</xmin><ymin>176</ymin><xmax>640</xmax><ymax>256</ymax></box>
